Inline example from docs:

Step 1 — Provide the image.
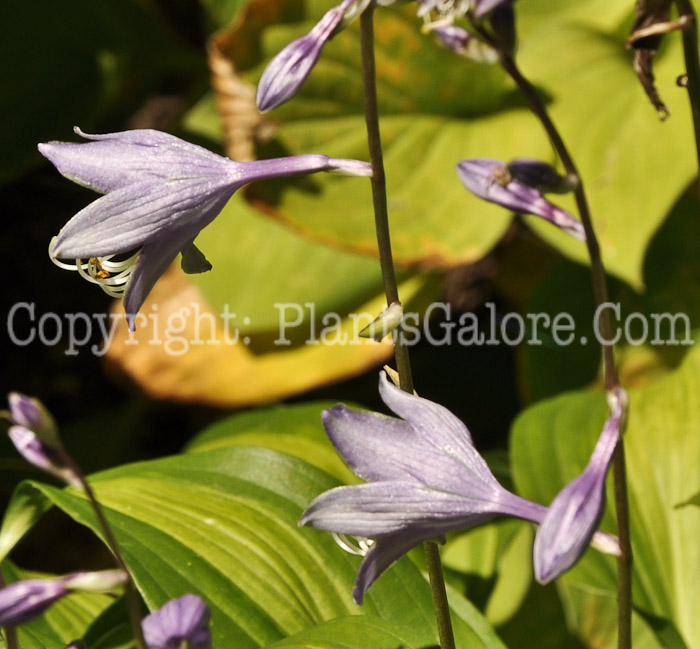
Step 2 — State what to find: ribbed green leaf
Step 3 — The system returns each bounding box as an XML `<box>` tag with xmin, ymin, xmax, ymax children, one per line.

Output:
<box><xmin>14</xmin><ymin>446</ymin><xmax>505</xmax><ymax>649</ymax></box>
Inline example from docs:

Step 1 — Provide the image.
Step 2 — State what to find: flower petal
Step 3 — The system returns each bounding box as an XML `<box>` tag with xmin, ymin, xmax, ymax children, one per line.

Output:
<box><xmin>378</xmin><ymin>374</ymin><xmax>501</xmax><ymax>486</ymax></box>
<box><xmin>300</xmin><ymin>481</ymin><xmax>502</xmax><ymax>537</ymax></box>
<box><xmin>353</xmin><ymin>531</ymin><xmax>428</xmax><ymax>604</ymax></box>
<box><xmin>51</xmin><ymin>179</ymin><xmax>236</xmax><ymax>259</ymax></box>
<box><xmin>142</xmin><ymin>594</ymin><xmax>211</xmax><ymax>649</ymax></box>
<box><xmin>38</xmin><ymin>128</ymin><xmax>234</xmax><ymax>194</ymax></box>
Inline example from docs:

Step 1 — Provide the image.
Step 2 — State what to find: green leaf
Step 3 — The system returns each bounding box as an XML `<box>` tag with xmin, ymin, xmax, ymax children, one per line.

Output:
<box><xmin>186</xmin><ymin>401</ymin><xmax>358</xmax><ymax>483</ymax></box>
<box><xmin>225</xmin><ymin>1</ymin><xmax>694</xmax><ymax>288</ymax></box>
<box><xmin>15</xmin><ymin>447</ymin><xmax>505</xmax><ymax>649</ymax></box>
<box><xmin>264</xmin><ymin>615</ymin><xmax>428</xmax><ymax>649</ymax></box>
<box><xmin>511</xmin><ymin>344</ymin><xmax>700</xmax><ymax>648</ymax></box>
<box><xmin>521</xmin><ymin>22</ymin><xmax>695</xmax><ymax>289</ymax></box>
<box><xmin>0</xmin><ymin>482</ymin><xmax>53</xmax><ymax>562</ymax></box>
<box><xmin>186</xmin><ymin>194</ymin><xmax>385</xmax><ymax>334</ymax></box>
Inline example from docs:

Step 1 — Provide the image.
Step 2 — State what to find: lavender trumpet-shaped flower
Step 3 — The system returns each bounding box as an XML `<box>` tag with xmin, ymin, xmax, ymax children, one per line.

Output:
<box><xmin>533</xmin><ymin>387</ymin><xmax>628</xmax><ymax>583</ymax></box>
<box><xmin>40</xmin><ymin>128</ymin><xmax>371</xmax><ymax>330</ymax></box>
<box><xmin>5</xmin><ymin>393</ymin><xmax>80</xmax><ymax>487</ymax></box>
<box><xmin>0</xmin><ymin>570</ymin><xmax>127</xmax><ymax>627</ymax></box>
<box><xmin>300</xmin><ymin>373</ymin><xmax>618</xmax><ymax>603</ymax></box>
<box><xmin>457</xmin><ymin>158</ymin><xmax>585</xmax><ymax>240</ymax></box>
<box><xmin>142</xmin><ymin>594</ymin><xmax>211</xmax><ymax>649</ymax></box>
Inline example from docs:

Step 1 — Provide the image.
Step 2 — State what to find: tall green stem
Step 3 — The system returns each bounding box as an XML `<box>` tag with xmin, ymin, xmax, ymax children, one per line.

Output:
<box><xmin>359</xmin><ymin>5</ymin><xmax>413</xmax><ymax>392</ymax></box>
<box><xmin>675</xmin><ymin>0</ymin><xmax>700</xmax><ymax>176</ymax></box>
<box><xmin>72</xmin><ymin>468</ymin><xmax>148</xmax><ymax>649</ymax></box>
<box><xmin>359</xmin><ymin>8</ymin><xmax>453</xmax><ymax>649</ymax></box>
<box><xmin>496</xmin><ymin>51</ymin><xmax>632</xmax><ymax>649</ymax></box>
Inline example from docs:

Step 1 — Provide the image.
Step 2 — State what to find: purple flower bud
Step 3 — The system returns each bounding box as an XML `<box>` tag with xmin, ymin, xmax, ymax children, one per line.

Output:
<box><xmin>6</xmin><ymin>393</ymin><xmax>80</xmax><ymax>487</ymax></box>
<box><xmin>457</xmin><ymin>158</ymin><xmax>585</xmax><ymax>240</ymax></box>
<box><xmin>0</xmin><ymin>578</ymin><xmax>68</xmax><ymax>626</ymax></box>
<box><xmin>256</xmin><ymin>0</ymin><xmax>362</xmax><ymax>112</ymax></box>
<box><xmin>7</xmin><ymin>426</ymin><xmax>80</xmax><ymax>487</ymax></box>
<box><xmin>0</xmin><ymin>570</ymin><xmax>128</xmax><ymax>629</ymax></box>
<box><xmin>533</xmin><ymin>388</ymin><xmax>628</xmax><ymax>583</ymax></box>
<box><xmin>142</xmin><ymin>594</ymin><xmax>211</xmax><ymax>649</ymax></box>
<box><xmin>8</xmin><ymin>393</ymin><xmax>58</xmax><ymax>444</ymax></box>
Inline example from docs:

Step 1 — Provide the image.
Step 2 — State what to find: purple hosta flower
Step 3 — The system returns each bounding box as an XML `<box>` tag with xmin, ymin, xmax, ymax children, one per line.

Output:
<box><xmin>533</xmin><ymin>387</ymin><xmax>628</xmax><ymax>583</ymax></box>
<box><xmin>302</xmin><ymin>373</ymin><xmax>583</xmax><ymax>603</ymax></box>
<box><xmin>142</xmin><ymin>594</ymin><xmax>211</xmax><ymax>649</ymax></box>
<box><xmin>0</xmin><ymin>570</ymin><xmax>126</xmax><ymax>627</ymax></box>
<box><xmin>40</xmin><ymin>128</ymin><xmax>371</xmax><ymax>331</ymax></box>
<box><xmin>457</xmin><ymin>158</ymin><xmax>585</xmax><ymax>240</ymax></box>
<box><xmin>6</xmin><ymin>393</ymin><xmax>80</xmax><ymax>487</ymax></box>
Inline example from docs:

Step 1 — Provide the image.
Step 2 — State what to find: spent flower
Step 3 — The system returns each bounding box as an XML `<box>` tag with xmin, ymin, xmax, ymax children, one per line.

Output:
<box><xmin>457</xmin><ymin>158</ymin><xmax>585</xmax><ymax>240</ymax></box>
<box><xmin>40</xmin><ymin>128</ymin><xmax>371</xmax><ymax>330</ymax></box>
<box><xmin>300</xmin><ymin>373</ymin><xmax>617</xmax><ymax>603</ymax></box>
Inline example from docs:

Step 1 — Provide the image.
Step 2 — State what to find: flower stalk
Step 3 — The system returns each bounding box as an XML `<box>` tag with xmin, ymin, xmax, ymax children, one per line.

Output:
<box><xmin>359</xmin><ymin>7</ymin><xmax>453</xmax><ymax>649</ymax></box>
<box><xmin>674</xmin><ymin>0</ymin><xmax>700</xmax><ymax>178</ymax></box>
<box><xmin>68</xmin><ymin>464</ymin><xmax>148</xmax><ymax>649</ymax></box>
<box><xmin>491</xmin><ymin>47</ymin><xmax>632</xmax><ymax>649</ymax></box>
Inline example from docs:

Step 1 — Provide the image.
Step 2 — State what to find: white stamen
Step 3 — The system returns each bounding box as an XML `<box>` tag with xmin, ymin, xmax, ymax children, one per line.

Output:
<box><xmin>332</xmin><ymin>533</ymin><xmax>375</xmax><ymax>557</ymax></box>
<box><xmin>49</xmin><ymin>237</ymin><xmax>140</xmax><ymax>298</ymax></box>
<box><xmin>422</xmin><ymin>0</ymin><xmax>472</xmax><ymax>26</ymax></box>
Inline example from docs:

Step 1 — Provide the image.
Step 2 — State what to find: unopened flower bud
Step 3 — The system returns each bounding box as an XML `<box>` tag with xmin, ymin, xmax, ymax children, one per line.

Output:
<box><xmin>63</xmin><ymin>569</ymin><xmax>128</xmax><ymax>593</ymax></box>
<box><xmin>8</xmin><ymin>393</ymin><xmax>58</xmax><ymax>445</ymax></box>
<box><xmin>5</xmin><ymin>393</ymin><xmax>81</xmax><ymax>487</ymax></box>
<box><xmin>0</xmin><ymin>578</ymin><xmax>69</xmax><ymax>626</ymax></box>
